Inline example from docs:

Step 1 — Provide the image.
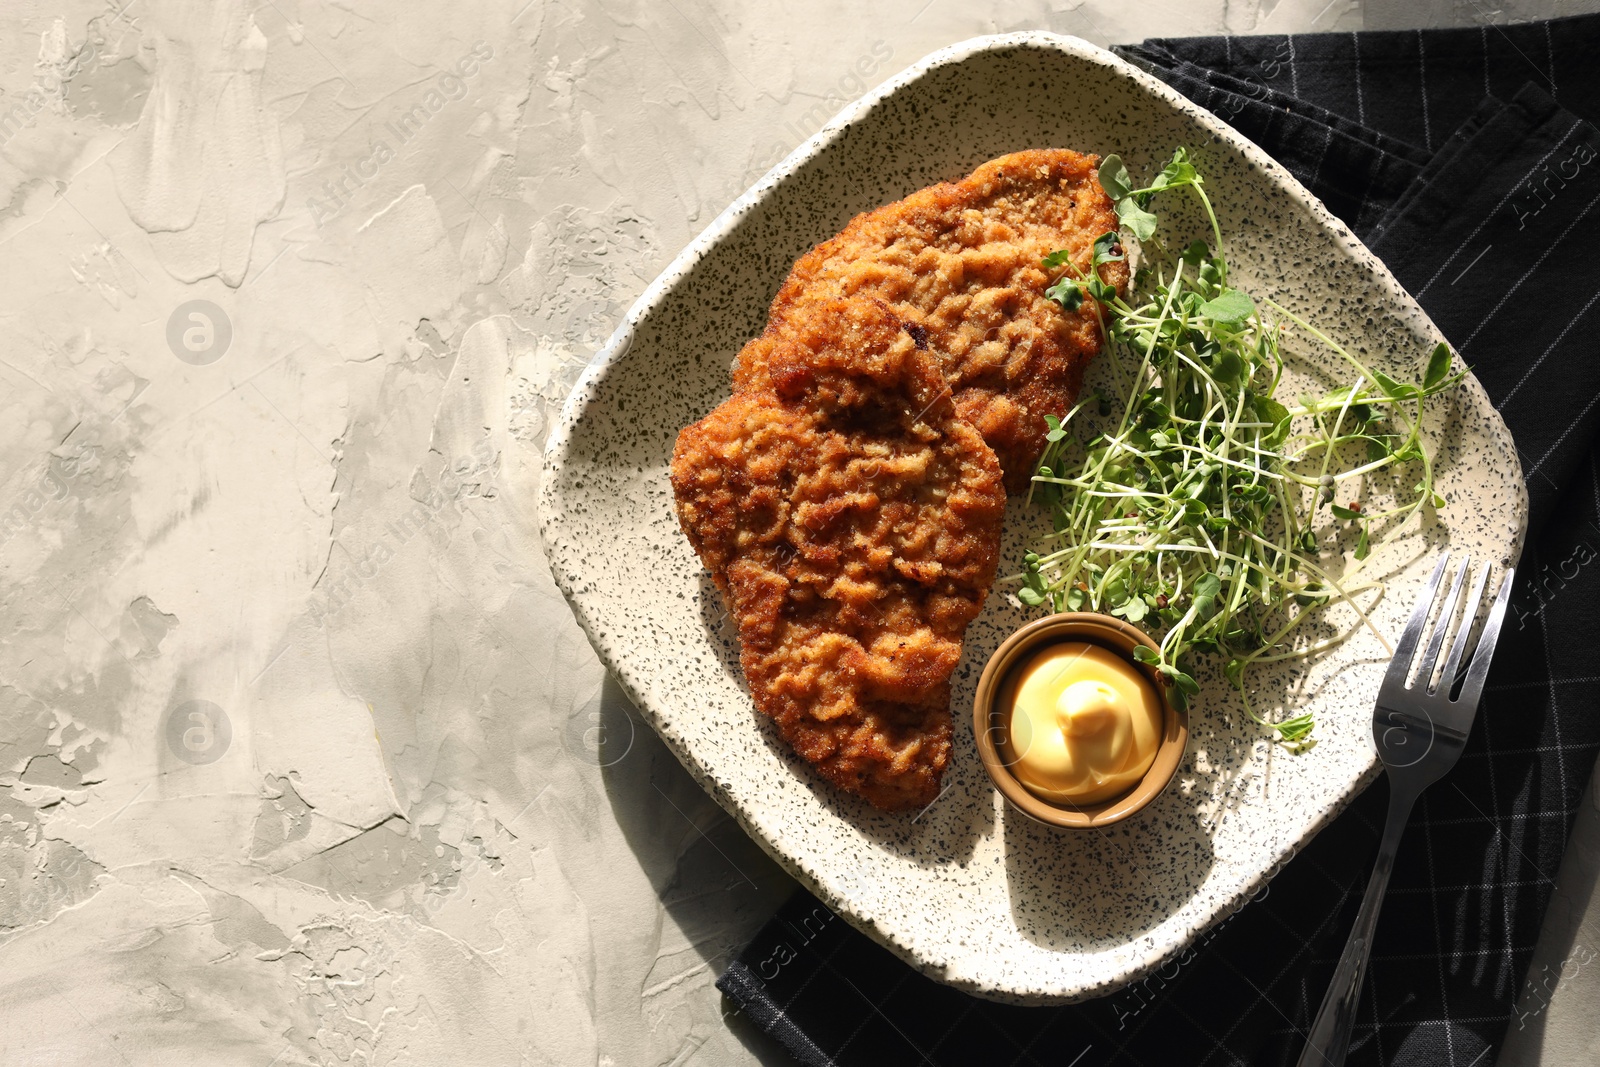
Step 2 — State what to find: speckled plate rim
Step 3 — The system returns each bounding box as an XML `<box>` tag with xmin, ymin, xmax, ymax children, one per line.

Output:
<box><xmin>538</xmin><ymin>31</ymin><xmax>1528</xmax><ymax>1002</ymax></box>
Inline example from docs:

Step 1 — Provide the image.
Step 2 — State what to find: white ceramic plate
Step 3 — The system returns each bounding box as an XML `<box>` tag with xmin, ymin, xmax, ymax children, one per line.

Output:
<box><xmin>537</xmin><ymin>33</ymin><xmax>1526</xmax><ymax>1004</ymax></box>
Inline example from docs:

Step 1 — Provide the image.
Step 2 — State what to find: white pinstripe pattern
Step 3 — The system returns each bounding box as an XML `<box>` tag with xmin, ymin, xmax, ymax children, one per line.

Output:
<box><xmin>766</xmin><ymin>1000</ymin><xmax>836</xmax><ymax>1066</ymax></box>
<box><xmin>1352</xmin><ymin>32</ymin><xmax>1366</xmax><ymax>126</ymax></box>
<box><xmin>1414</xmin><ymin>117</ymin><xmax>1585</xmax><ymax>299</ymax></box>
<box><xmin>1483</xmin><ymin>26</ymin><xmax>1492</xmax><ymax>98</ymax></box>
<box><xmin>1419</xmin><ymin>30</ymin><xmax>1434</xmax><ymax>152</ymax></box>
<box><xmin>1458</xmin><ymin>184</ymin><xmax>1600</xmax><ymax>352</ymax></box>
<box><xmin>1535</xmin><ymin>581</ymin><xmax>1572</xmax><ymax>834</ymax></box>
<box><xmin>1527</xmin><ymin>386</ymin><xmax>1600</xmax><ymax>479</ymax></box>
<box><xmin>1546</xmin><ymin>20</ymin><xmax>1557</xmax><ymax>95</ymax></box>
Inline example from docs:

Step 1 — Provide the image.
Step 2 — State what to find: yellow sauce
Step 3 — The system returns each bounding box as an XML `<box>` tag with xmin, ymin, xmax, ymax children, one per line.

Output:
<box><xmin>1001</xmin><ymin>641</ymin><xmax>1164</xmax><ymax>805</ymax></box>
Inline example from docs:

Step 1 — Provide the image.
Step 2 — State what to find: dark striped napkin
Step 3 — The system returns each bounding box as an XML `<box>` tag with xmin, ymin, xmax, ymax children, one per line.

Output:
<box><xmin>718</xmin><ymin>15</ymin><xmax>1600</xmax><ymax>1066</ymax></box>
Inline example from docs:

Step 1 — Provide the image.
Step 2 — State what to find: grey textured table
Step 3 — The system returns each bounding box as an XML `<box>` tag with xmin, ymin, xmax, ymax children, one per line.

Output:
<box><xmin>0</xmin><ymin>1</ymin><xmax>1594</xmax><ymax>1064</ymax></box>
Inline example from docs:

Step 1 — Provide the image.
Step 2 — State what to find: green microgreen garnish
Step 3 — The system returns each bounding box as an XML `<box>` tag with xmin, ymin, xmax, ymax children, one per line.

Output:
<box><xmin>1025</xmin><ymin>149</ymin><xmax>1466</xmax><ymax>750</ymax></box>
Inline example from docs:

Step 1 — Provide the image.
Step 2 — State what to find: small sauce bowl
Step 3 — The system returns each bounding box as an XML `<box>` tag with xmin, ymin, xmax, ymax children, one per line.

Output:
<box><xmin>974</xmin><ymin>612</ymin><xmax>1189</xmax><ymax>828</ymax></box>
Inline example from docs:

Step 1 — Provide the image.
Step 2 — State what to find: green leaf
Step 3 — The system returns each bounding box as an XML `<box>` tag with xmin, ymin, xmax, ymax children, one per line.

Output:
<box><xmin>1180</xmin><ymin>239</ymin><xmax>1210</xmax><ymax>265</ymax></box>
<box><xmin>1372</xmin><ymin>370</ymin><xmax>1420</xmax><ymax>401</ymax></box>
<box><xmin>1098</xmin><ymin>155</ymin><xmax>1133</xmax><ymax>202</ymax></box>
<box><xmin>1046</xmin><ymin>275</ymin><xmax>1085</xmax><ymax>311</ymax></box>
<box><xmin>1131</xmin><ymin>644</ymin><xmax>1160</xmax><ymax>664</ymax></box>
<box><xmin>1424</xmin><ymin>342</ymin><xmax>1453</xmax><ymax>391</ymax></box>
<box><xmin>1114</xmin><ymin>597</ymin><xmax>1148</xmax><ymax>623</ymax></box>
<box><xmin>1330</xmin><ymin>504</ymin><xmax>1362</xmax><ymax>520</ymax></box>
<box><xmin>1065</xmin><ymin>586</ymin><xmax>1086</xmax><ymax>610</ymax></box>
<box><xmin>1253</xmin><ymin>394</ymin><xmax>1291</xmax><ymax>449</ymax></box>
<box><xmin>1092</xmin><ymin>231</ymin><xmax>1125</xmax><ymax>263</ymax></box>
<box><xmin>1194</xmin><ymin>573</ymin><xmax>1222</xmax><ymax>598</ymax></box>
<box><xmin>1041</xmin><ymin>248</ymin><xmax>1073</xmax><ymax>270</ymax></box>
<box><xmin>1212</xmin><ymin>350</ymin><xmax>1243</xmax><ymax>383</ymax></box>
<box><xmin>1087</xmin><ymin>277</ymin><xmax>1119</xmax><ymax>303</ymax></box>
<box><xmin>1020</xmin><ymin>553</ymin><xmax>1051</xmax><ymax>607</ymax></box>
<box><xmin>1043</xmin><ymin>414</ymin><xmax>1067</xmax><ymax>443</ymax></box>
<box><xmin>1233</xmin><ymin>483</ymin><xmax>1272</xmax><ymax>506</ymax></box>
<box><xmin>1366</xmin><ymin>436</ymin><xmax>1390</xmax><ymax>463</ymax></box>
<box><xmin>1198</xmin><ymin>288</ymin><xmax>1256</xmax><ymax>324</ymax></box>
<box><xmin>1115</xmin><ymin>197</ymin><xmax>1158</xmax><ymax>241</ymax></box>
<box><xmin>1355</xmin><ymin>525</ymin><xmax>1371</xmax><ymax>560</ymax></box>
<box><xmin>1151</xmin><ymin>151</ymin><xmax>1199</xmax><ymax>192</ymax></box>
<box><xmin>1167</xmin><ymin>669</ymin><xmax>1200</xmax><ymax>696</ymax></box>
<box><xmin>1274</xmin><ymin>713</ymin><xmax>1316</xmax><ymax>744</ymax></box>
<box><xmin>1224</xmin><ymin>658</ymin><xmax>1245</xmax><ymax>687</ymax></box>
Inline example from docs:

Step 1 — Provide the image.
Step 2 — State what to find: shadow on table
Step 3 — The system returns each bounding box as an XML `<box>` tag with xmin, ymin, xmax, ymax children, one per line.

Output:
<box><xmin>595</xmin><ymin>672</ymin><xmax>804</xmax><ymax>1066</ymax></box>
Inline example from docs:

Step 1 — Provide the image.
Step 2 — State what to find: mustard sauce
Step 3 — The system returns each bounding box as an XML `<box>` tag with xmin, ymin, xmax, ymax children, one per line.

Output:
<box><xmin>1001</xmin><ymin>641</ymin><xmax>1164</xmax><ymax>805</ymax></box>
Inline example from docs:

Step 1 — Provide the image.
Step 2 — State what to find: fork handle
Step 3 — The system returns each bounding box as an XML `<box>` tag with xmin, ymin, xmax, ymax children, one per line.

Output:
<box><xmin>1296</xmin><ymin>778</ymin><xmax>1420</xmax><ymax>1067</ymax></box>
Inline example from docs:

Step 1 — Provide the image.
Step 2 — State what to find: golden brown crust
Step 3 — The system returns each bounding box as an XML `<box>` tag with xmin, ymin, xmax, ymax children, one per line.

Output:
<box><xmin>734</xmin><ymin>149</ymin><xmax>1125</xmax><ymax>491</ymax></box>
<box><xmin>672</xmin><ymin>298</ymin><xmax>1005</xmax><ymax>810</ymax></box>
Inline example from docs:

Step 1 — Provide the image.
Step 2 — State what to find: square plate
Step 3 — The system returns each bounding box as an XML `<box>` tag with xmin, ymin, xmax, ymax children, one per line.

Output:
<box><xmin>537</xmin><ymin>33</ymin><xmax>1526</xmax><ymax>1004</ymax></box>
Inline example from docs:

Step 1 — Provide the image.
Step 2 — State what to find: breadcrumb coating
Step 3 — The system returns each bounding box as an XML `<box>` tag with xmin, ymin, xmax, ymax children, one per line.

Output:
<box><xmin>736</xmin><ymin>149</ymin><xmax>1125</xmax><ymax>491</ymax></box>
<box><xmin>672</xmin><ymin>298</ymin><xmax>1005</xmax><ymax>809</ymax></box>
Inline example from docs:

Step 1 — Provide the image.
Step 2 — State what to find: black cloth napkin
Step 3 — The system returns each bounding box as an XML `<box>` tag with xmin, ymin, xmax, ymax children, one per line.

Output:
<box><xmin>718</xmin><ymin>15</ymin><xmax>1600</xmax><ymax>1066</ymax></box>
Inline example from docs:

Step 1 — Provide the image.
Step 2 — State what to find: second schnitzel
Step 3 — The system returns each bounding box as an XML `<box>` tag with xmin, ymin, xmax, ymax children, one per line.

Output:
<box><xmin>734</xmin><ymin>149</ymin><xmax>1125</xmax><ymax>491</ymax></box>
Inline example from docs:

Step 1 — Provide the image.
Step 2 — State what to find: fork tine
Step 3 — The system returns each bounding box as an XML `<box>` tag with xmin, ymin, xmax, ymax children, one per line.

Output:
<box><xmin>1456</xmin><ymin>568</ymin><xmax>1515</xmax><ymax>709</ymax></box>
<box><xmin>1382</xmin><ymin>552</ymin><xmax>1450</xmax><ymax>695</ymax></box>
<box><xmin>1419</xmin><ymin>556</ymin><xmax>1470</xmax><ymax>692</ymax></box>
<box><xmin>1438</xmin><ymin>563</ymin><xmax>1491</xmax><ymax>696</ymax></box>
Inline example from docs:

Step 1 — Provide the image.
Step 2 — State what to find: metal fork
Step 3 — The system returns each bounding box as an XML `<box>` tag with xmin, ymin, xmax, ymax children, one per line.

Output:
<box><xmin>1296</xmin><ymin>553</ymin><xmax>1515</xmax><ymax>1067</ymax></box>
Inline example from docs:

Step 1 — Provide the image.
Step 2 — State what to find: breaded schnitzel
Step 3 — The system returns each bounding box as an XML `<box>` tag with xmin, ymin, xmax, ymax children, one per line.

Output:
<box><xmin>671</xmin><ymin>299</ymin><xmax>1005</xmax><ymax>810</ymax></box>
<box><xmin>734</xmin><ymin>149</ymin><xmax>1125</xmax><ymax>491</ymax></box>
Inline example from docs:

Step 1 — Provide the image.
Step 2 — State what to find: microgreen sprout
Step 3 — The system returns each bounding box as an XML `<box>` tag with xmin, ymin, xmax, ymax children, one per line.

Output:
<box><xmin>1026</xmin><ymin>149</ymin><xmax>1464</xmax><ymax>750</ymax></box>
